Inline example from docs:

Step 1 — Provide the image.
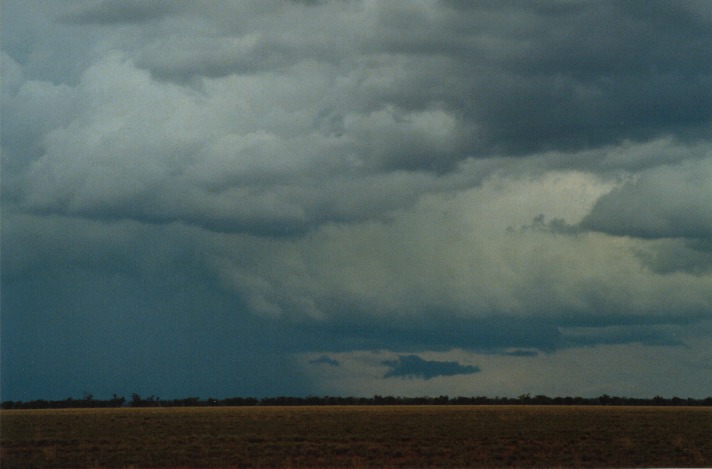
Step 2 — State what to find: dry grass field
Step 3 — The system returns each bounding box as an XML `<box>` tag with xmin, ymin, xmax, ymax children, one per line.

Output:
<box><xmin>1</xmin><ymin>405</ymin><xmax>711</xmax><ymax>468</ymax></box>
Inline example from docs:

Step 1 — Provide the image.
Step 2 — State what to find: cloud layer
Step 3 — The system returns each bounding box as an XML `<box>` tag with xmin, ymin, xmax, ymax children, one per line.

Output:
<box><xmin>2</xmin><ymin>0</ymin><xmax>711</xmax><ymax>400</ymax></box>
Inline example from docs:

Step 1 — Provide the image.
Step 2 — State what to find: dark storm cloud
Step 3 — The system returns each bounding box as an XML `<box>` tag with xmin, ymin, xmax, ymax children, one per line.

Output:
<box><xmin>130</xmin><ymin>1</ymin><xmax>712</xmax><ymax>161</ymax></box>
<box><xmin>0</xmin><ymin>213</ymin><xmax>318</xmax><ymax>400</ymax></box>
<box><xmin>3</xmin><ymin>0</ymin><xmax>712</xmax><ymax>401</ymax></box>
<box><xmin>382</xmin><ymin>355</ymin><xmax>480</xmax><ymax>380</ymax></box>
<box><xmin>306</xmin><ymin>308</ymin><xmax>702</xmax><ymax>357</ymax></box>
<box><xmin>316</xmin><ymin>315</ymin><xmax>564</xmax><ymax>353</ymax></box>
<box><xmin>361</xmin><ymin>0</ymin><xmax>712</xmax><ymax>156</ymax></box>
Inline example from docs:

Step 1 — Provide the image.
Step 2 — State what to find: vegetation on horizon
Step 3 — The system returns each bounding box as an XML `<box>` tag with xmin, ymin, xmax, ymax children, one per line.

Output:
<box><xmin>3</xmin><ymin>392</ymin><xmax>712</xmax><ymax>409</ymax></box>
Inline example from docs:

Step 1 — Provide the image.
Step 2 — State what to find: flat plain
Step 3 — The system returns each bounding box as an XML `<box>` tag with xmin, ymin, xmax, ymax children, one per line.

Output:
<box><xmin>1</xmin><ymin>405</ymin><xmax>711</xmax><ymax>468</ymax></box>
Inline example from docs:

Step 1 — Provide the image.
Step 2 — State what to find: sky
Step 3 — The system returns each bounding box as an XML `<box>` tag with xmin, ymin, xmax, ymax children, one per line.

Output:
<box><xmin>2</xmin><ymin>0</ymin><xmax>712</xmax><ymax>401</ymax></box>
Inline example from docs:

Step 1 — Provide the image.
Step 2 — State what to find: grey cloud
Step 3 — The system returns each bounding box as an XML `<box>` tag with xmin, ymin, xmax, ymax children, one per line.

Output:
<box><xmin>98</xmin><ymin>1</ymin><xmax>712</xmax><ymax>159</ymax></box>
<box><xmin>382</xmin><ymin>355</ymin><xmax>480</xmax><ymax>380</ymax></box>
<box><xmin>2</xmin><ymin>1</ymin><xmax>104</xmax><ymax>86</ymax></box>
<box><xmin>635</xmin><ymin>239</ymin><xmax>712</xmax><ymax>276</ymax></box>
<box><xmin>560</xmin><ymin>325</ymin><xmax>686</xmax><ymax>348</ymax></box>
<box><xmin>136</xmin><ymin>36</ymin><xmax>300</xmax><ymax>84</ymax></box>
<box><xmin>5</xmin><ymin>1</ymin><xmax>712</xmax><ymax>239</ymax></box>
<box><xmin>20</xmin><ymin>156</ymin><xmax>439</xmax><ymax>237</ymax></box>
<box><xmin>578</xmin><ymin>138</ymin><xmax>712</xmax><ymax>174</ymax></box>
<box><xmin>580</xmin><ymin>158</ymin><xmax>712</xmax><ymax>240</ymax></box>
<box><xmin>132</xmin><ymin>3</ymin><xmax>357</xmax><ymax>85</ymax></box>
<box><xmin>8</xmin><ymin>52</ymin><xmax>455</xmax><ymax>236</ymax></box>
<box><xmin>59</xmin><ymin>0</ymin><xmax>184</xmax><ymax>25</ymax></box>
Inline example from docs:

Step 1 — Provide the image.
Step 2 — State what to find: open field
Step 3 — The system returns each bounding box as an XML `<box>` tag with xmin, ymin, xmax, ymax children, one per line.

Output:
<box><xmin>1</xmin><ymin>405</ymin><xmax>711</xmax><ymax>468</ymax></box>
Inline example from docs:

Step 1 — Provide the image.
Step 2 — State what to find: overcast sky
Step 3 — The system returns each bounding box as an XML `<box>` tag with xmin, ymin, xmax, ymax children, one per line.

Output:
<box><xmin>2</xmin><ymin>0</ymin><xmax>712</xmax><ymax>401</ymax></box>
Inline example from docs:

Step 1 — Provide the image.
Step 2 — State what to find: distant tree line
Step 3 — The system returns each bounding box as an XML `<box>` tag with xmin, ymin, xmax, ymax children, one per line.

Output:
<box><xmin>3</xmin><ymin>393</ymin><xmax>712</xmax><ymax>409</ymax></box>
<box><xmin>1</xmin><ymin>393</ymin><xmax>127</xmax><ymax>410</ymax></box>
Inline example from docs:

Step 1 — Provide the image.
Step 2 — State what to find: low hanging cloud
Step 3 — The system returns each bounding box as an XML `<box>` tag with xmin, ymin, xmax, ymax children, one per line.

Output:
<box><xmin>501</xmin><ymin>350</ymin><xmax>539</xmax><ymax>358</ymax></box>
<box><xmin>382</xmin><ymin>355</ymin><xmax>480</xmax><ymax>380</ymax></box>
<box><xmin>580</xmin><ymin>157</ymin><xmax>712</xmax><ymax>240</ymax></box>
<box><xmin>634</xmin><ymin>239</ymin><xmax>712</xmax><ymax>276</ymax></box>
<box><xmin>309</xmin><ymin>355</ymin><xmax>340</xmax><ymax>367</ymax></box>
